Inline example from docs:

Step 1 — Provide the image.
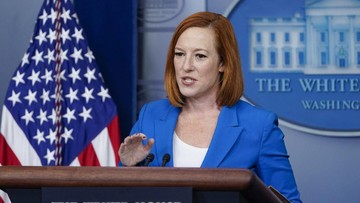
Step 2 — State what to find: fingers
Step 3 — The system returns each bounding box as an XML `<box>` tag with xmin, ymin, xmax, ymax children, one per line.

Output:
<box><xmin>123</xmin><ymin>133</ymin><xmax>146</xmax><ymax>145</ymax></box>
<box><xmin>119</xmin><ymin>133</ymin><xmax>154</xmax><ymax>154</ymax></box>
<box><xmin>144</xmin><ymin>138</ymin><xmax>155</xmax><ymax>151</ymax></box>
<box><xmin>119</xmin><ymin>143</ymin><xmax>125</xmax><ymax>154</ymax></box>
<box><xmin>123</xmin><ymin>136</ymin><xmax>132</xmax><ymax>145</ymax></box>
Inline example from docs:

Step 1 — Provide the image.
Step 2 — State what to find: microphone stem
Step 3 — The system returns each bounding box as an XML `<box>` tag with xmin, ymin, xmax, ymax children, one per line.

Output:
<box><xmin>161</xmin><ymin>153</ymin><xmax>170</xmax><ymax>167</ymax></box>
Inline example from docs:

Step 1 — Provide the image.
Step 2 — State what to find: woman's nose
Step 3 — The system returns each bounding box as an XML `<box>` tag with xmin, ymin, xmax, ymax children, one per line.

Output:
<box><xmin>182</xmin><ymin>56</ymin><xmax>194</xmax><ymax>72</ymax></box>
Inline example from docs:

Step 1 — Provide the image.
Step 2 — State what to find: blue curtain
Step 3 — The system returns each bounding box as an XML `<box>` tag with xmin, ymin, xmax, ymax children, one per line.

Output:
<box><xmin>74</xmin><ymin>0</ymin><xmax>137</xmax><ymax>138</ymax></box>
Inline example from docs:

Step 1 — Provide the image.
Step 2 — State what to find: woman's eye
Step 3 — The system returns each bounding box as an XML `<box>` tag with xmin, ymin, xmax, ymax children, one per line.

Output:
<box><xmin>174</xmin><ymin>52</ymin><xmax>184</xmax><ymax>57</ymax></box>
<box><xmin>196</xmin><ymin>54</ymin><xmax>207</xmax><ymax>59</ymax></box>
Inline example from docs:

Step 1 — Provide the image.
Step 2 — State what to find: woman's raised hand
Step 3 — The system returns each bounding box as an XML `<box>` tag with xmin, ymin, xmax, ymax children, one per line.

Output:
<box><xmin>118</xmin><ymin>133</ymin><xmax>154</xmax><ymax>166</ymax></box>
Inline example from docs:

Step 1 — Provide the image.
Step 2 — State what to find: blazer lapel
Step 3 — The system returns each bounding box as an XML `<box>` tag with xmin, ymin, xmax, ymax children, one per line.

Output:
<box><xmin>201</xmin><ymin>105</ymin><xmax>243</xmax><ymax>167</ymax></box>
<box><xmin>154</xmin><ymin>106</ymin><xmax>180</xmax><ymax>166</ymax></box>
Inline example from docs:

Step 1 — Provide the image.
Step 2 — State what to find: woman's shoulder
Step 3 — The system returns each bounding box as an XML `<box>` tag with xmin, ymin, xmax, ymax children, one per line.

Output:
<box><xmin>139</xmin><ymin>98</ymin><xmax>176</xmax><ymax>116</ymax></box>
<box><xmin>234</xmin><ymin>99</ymin><xmax>272</xmax><ymax>113</ymax></box>
<box><xmin>144</xmin><ymin>98</ymin><xmax>172</xmax><ymax>109</ymax></box>
<box><xmin>234</xmin><ymin>99</ymin><xmax>278</xmax><ymax>122</ymax></box>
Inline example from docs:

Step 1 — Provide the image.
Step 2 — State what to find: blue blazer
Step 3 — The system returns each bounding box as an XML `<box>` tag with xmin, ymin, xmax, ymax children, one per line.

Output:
<box><xmin>128</xmin><ymin>99</ymin><xmax>301</xmax><ymax>202</ymax></box>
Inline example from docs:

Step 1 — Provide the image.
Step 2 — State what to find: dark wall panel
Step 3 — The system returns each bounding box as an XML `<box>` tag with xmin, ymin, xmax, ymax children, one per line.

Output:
<box><xmin>74</xmin><ymin>0</ymin><xmax>137</xmax><ymax>138</ymax></box>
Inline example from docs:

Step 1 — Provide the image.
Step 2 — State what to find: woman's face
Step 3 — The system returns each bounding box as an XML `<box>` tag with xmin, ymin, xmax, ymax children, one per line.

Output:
<box><xmin>174</xmin><ymin>27</ymin><xmax>224</xmax><ymax>102</ymax></box>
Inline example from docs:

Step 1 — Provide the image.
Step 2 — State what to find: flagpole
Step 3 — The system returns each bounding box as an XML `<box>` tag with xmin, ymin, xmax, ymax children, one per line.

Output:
<box><xmin>54</xmin><ymin>0</ymin><xmax>63</xmax><ymax>166</ymax></box>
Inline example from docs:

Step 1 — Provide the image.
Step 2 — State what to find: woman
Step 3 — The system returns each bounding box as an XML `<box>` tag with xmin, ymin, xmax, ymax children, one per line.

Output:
<box><xmin>119</xmin><ymin>12</ymin><xmax>302</xmax><ymax>202</ymax></box>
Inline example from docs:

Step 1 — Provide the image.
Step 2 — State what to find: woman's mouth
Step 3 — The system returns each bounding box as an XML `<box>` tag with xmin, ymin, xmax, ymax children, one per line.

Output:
<box><xmin>181</xmin><ymin>77</ymin><xmax>196</xmax><ymax>85</ymax></box>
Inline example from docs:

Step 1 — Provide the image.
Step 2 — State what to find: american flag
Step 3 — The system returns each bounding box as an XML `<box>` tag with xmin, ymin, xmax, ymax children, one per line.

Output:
<box><xmin>0</xmin><ymin>0</ymin><xmax>120</xmax><ymax>166</ymax></box>
<box><xmin>0</xmin><ymin>189</ymin><xmax>11</xmax><ymax>203</ymax></box>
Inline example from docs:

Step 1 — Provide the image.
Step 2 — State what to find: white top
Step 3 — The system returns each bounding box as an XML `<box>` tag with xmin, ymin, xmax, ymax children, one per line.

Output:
<box><xmin>173</xmin><ymin>132</ymin><xmax>208</xmax><ymax>167</ymax></box>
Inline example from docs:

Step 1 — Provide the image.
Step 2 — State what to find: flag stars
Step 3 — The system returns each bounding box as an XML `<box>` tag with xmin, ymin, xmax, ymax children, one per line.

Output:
<box><xmin>44</xmin><ymin>149</ymin><xmax>55</xmax><ymax>165</ymax></box>
<box><xmin>60</xmin><ymin>28</ymin><xmax>71</xmax><ymax>44</ymax></box>
<box><xmin>4</xmin><ymin>0</ymin><xmax>120</xmax><ymax>166</ymax></box>
<box><xmin>85</xmin><ymin>48</ymin><xmax>95</xmax><ymax>63</ymax></box>
<box><xmin>33</xmin><ymin>129</ymin><xmax>45</xmax><ymax>145</ymax></box>
<box><xmin>61</xmin><ymin>8</ymin><xmax>72</xmax><ymax>24</ymax></box>
<box><xmin>65</xmin><ymin>87</ymin><xmax>79</xmax><ymax>104</ymax></box>
<box><xmin>38</xmin><ymin>10</ymin><xmax>48</xmax><ymax>25</ymax></box>
<box><xmin>79</xmin><ymin>107</ymin><xmax>92</xmax><ymax>122</ymax></box>
<box><xmin>28</xmin><ymin>70</ymin><xmax>41</xmax><ymax>85</ymax></box>
<box><xmin>70</xmin><ymin>47</ymin><xmax>83</xmax><ymax>64</ymax></box>
<box><xmin>31</xmin><ymin>50</ymin><xmax>44</xmax><ymax>66</ymax></box>
<box><xmin>21</xmin><ymin>109</ymin><xmax>35</xmax><ymax>125</ymax></box>
<box><xmin>41</xmin><ymin>69</ymin><xmax>53</xmax><ymax>85</ymax></box>
<box><xmin>44</xmin><ymin>49</ymin><xmax>55</xmax><ymax>64</ymax></box>
<box><xmin>72</xmin><ymin>28</ymin><xmax>84</xmax><ymax>44</ymax></box>
<box><xmin>36</xmin><ymin>109</ymin><xmax>48</xmax><ymax>125</ymax></box>
<box><xmin>72</xmin><ymin>13</ymin><xmax>80</xmax><ymax>24</ymax></box>
<box><xmin>82</xmin><ymin>87</ymin><xmax>95</xmax><ymax>103</ymax></box>
<box><xmin>7</xmin><ymin>90</ymin><xmax>21</xmax><ymax>106</ymax></box>
<box><xmin>61</xmin><ymin>127</ymin><xmax>74</xmax><ymax>144</ymax></box>
<box><xmin>63</xmin><ymin>108</ymin><xmax>76</xmax><ymax>124</ymax></box>
<box><xmin>12</xmin><ymin>71</ymin><xmax>25</xmax><ymax>86</ymax></box>
<box><xmin>40</xmin><ymin>89</ymin><xmax>51</xmax><ymax>104</ymax></box>
<box><xmin>84</xmin><ymin>67</ymin><xmax>96</xmax><ymax>83</ymax></box>
<box><xmin>24</xmin><ymin>89</ymin><xmax>38</xmax><ymax>106</ymax></box>
<box><xmin>56</xmin><ymin>69</ymin><xmax>67</xmax><ymax>82</ymax></box>
<box><xmin>35</xmin><ymin>29</ymin><xmax>47</xmax><ymax>46</ymax></box>
<box><xmin>98</xmin><ymin>72</ymin><xmax>104</xmax><ymax>82</ymax></box>
<box><xmin>21</xmin><ymin>52</ymin><xmax>30</xmax><ymax>67</ymax></box>
<box><xmin>98</xmin><ymin>86</ymin><xmax>111</xmax><ymax>102</ymax></box>
<box><xmin>60</xmin><ymin>48</ymin><xmax>69</xmax><ymax>63</ymax></box>
<box><xmin>48</xmin><ymin>109</ymin><xmax>57</xmax><ymax>125</ymax></box>
<box><xmin>45</xmin><ymin>128</ymin><xmax>57</xmax><ymax>145</ymax></box>
<box><xmin>68</xmin><ymin>67</ymin><xmax>81</xmax><ymax>83</ymax></box>
<box><xmin>47</xmin><ymin>29</ymin><xmax>57</xmax><ymax>44</ymax></box>
<box><xmin>48</xmin><ymin>8</ymin><xmax>57</xmax><ymax>24</ymax></box>
<box><xmin>51</xmin><ymin>91</ymin><xmax>64</xmax><ymax>102</ymax></box>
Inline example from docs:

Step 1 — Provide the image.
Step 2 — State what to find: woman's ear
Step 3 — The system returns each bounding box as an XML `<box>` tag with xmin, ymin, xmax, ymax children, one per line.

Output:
<box><xmin>219</xmin><ymin>62</ymin><xmax>225</xmax><ymax>72</ymax></box>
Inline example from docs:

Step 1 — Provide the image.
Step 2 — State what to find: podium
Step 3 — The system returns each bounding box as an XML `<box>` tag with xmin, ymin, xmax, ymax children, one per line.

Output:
<box><xmin>0</xmin><ymin>166</ymin><xmax>282</xmax><ymax>203</ymax></box>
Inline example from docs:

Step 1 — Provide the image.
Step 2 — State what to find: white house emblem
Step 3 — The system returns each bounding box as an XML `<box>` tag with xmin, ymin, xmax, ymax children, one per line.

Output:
<box><xmin>227</xmin><ymin>0</ymin><xmax>360</xmax><ymax>136</ymax></box>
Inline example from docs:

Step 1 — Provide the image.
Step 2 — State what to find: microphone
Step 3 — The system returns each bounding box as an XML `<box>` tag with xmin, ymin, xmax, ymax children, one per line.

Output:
<box><xmin>161</xmin><ymin>153</ymin><xmax>170</xmax><ymax>167</ymax></box>
<box><xmin>143</xmin><ymin>153</ymin><xmax>154</xmax><ymax>166</ymax></box>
